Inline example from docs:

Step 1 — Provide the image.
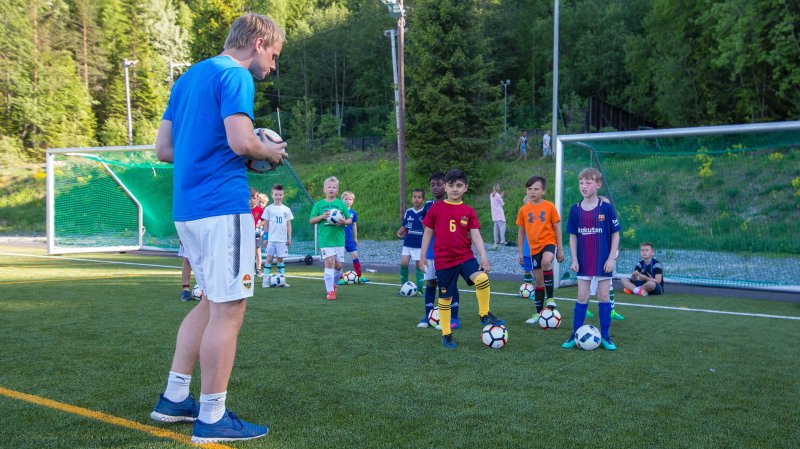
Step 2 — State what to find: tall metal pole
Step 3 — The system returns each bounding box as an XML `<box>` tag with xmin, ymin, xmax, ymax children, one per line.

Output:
<box><xmin>501</xmin><ymin>80</ymin><xmax>511</xmax><ymax>133</ymax></box>
<box><xmin>397</xmin><ymin>1</ymin><xmax>407</xmax><ymax>218</ymax></box>
<box><xmin>168</xmin><ymin>61</ymin><xmax>190</xmax><ymax>90</ymax></box>
<box><xmin>385</xmin><ymin>29</ymin><xmax>401</xmax><ymax>146</ymax></box>
<box><xmin>123</xmin><ymin>58</ymin><xmax>138</xmax><ymax>146</ymax></box>
<box><xmin>552</xmin><ymin>0</ymin><xmax>563</xmax><ymax>286</ymax></box>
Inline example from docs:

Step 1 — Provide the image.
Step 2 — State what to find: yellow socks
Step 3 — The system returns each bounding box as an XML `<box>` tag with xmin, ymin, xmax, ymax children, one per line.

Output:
<box><xmin>474</xmin><ymin>272</ymin><xmax>490</xmax><ymax>316</ymax></box>
<box><xmin>438</xmin><ymin>297</ymin><xmax>452</xmax><ymax>335</ymax></box>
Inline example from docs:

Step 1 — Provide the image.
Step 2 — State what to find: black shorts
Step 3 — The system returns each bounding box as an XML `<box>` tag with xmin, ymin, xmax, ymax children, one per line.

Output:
<box><xmin>436</xmin><ymin>258</ymin><xmax>481</xmax><ymax>299</ymax></box>
<box><xmin>530</xmin><ymin>244</ymin><xmax>557</xmax><ymax>270</ymax></box>
<box><xmin>633</xmin><ymin>279</ymin><xmax>664</xmax><ymax>295</ymax></box>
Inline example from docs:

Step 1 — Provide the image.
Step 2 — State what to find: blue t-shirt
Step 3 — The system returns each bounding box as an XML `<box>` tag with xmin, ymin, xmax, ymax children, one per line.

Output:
<box><xmin>402</xmin><ymin>207</ymin><xmax>425</xmax><ymax>249</ymax></box>
<box><xmin>422</xmin><ymin>200</ymin><xmax>436</xmax><ymax>258</ymax></box>
<box><xmin>344</xmin><ymin>209</ymin><xmax>358</xmax><ymax>242</ymax></box>
<box><xmin>163</xmin><ymin>56</ymin><xmax>255</xmax><ymax>221</ymax></box>
<box><xmin>566</xmin><ymin>199</ymin><xmax>620</xmax><ymax>276</ymax></box>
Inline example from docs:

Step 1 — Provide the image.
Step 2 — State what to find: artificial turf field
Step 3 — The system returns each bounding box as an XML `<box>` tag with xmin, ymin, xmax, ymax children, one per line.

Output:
<box><xmin>0</xmin><ymin>245</ymin><xmax>798</xmax><ymax>449</ymax></box>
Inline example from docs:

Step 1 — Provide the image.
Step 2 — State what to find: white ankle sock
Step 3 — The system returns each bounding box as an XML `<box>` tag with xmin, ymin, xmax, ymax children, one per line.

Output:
<box><xmin>198</xmin><ymin>392</ymin><xmax>227</xmax><ymax>424</ymax></box>
<box><xmin>633</xmin><ymin>287</ymin><xmax>641</xmax><ymax>295</ymax></box>
<box><xmin>164</xmin><ymin>371</ymin><xmax>191</xmax><ymax>403</ymax></box>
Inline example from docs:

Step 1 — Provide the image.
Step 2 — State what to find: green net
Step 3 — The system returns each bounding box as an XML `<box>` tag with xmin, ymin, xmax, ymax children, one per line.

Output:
<box><xmin>559</xmin><ymin>125</ymin><xmax>800</xmax><ymax>290</ymax></box>
<box><xmin>51</xmin><ymin>149</ymin><xmax>316</xmax><ymax>259</ymax></box>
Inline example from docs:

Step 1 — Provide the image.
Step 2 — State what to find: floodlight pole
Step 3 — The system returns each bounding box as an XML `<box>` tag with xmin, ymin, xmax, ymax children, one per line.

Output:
<box><xmin>123</xmin><ymin>58</ymin><xmax>139</xmax><ymax>146</ymax></box>
<box><xmin>501</xmin><ymin>80</ymin><xmax>511</xmax><ymax>133</ymax></box>
<box><xmin>552</xmin><ymin>0</ymin><xmax>563</xmax><ymax>287</ymax></box>
<box><xmin>168</xmin><ymin>60</ymin><xmax>191</xmax><ymax>90</ymax></box>
<box><xmin>381</xmin><ymin>0</ymin><xmax>407</xmax><ymax>219</ymax></box>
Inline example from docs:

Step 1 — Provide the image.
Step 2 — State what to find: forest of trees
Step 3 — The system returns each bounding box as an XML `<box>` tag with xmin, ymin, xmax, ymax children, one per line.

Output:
<box><xmin>2</xmin><ymin>0</ymin><xmax>799</xmax><ymax>172</ymax></box>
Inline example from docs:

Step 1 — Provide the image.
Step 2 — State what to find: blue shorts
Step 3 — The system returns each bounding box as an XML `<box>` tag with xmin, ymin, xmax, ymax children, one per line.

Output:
<box><xmin>634</xmin><ymin>280</ymin><xmax>663</xmax><ymax>295</ymax></box>
<box><xmin>436</xmin><ymin>258</ymin><xmax>480</xmax><ymax>299</ymax></box>
<box><xmin>521</xmin><ymin>255</ymin><xmax>532</xmax><ymax>272</ymax></box>
<box><xmin>344</xmin><ymin>238</ymin><xmax>357</xmax><ymax>253</ymax></box>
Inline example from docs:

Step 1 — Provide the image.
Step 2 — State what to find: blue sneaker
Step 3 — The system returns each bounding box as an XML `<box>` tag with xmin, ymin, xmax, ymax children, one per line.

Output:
<box><xmin>450</xmin><ymin>318</ymin><xmax>461</xmax><ymax>330</ymax></box>
<box><xmin>561</xmin><ymin>333</ymin><xmax>577</xmax><ymax>349</ymax></box>
<box><xmin>479</xmin><ymin>312</ymin><xmax>505</xmax><ymax>326</ymax></box>
<box><xmin>179</xmin><ymin>290</ymin><xmax>192</xmax><ymax>302</ymax></box>
<box><xmin>150</xmin><ymin>394</ymin><xmax>199</xmax><ymax>423</ymax></box>
<box><xmin>359</xmin><ymin>276</ymin><xmax>370</xmax><ymax>283</ymax></box>
<box><xmin>441</xmin><ymin>334</ymin><xmax>457</xmax><ymax>348</ymax></box>
<box><xmin>191</xmin><ymin>410</ymin><xmax>269</xmax><ymax>443</ymax></box>
<box><xmin>601</xmin><ymin>338</ymin><xmax>618</xmax><ymax>350</ymax></box>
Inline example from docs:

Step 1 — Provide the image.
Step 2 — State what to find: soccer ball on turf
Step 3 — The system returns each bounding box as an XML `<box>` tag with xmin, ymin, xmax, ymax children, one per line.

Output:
<box><xmin>192</xmin><ymin>285</ymin><xmax>203</xmax><ymax>300</ymax></box>
<box><xmin>575</xmin><ymin>324</ymin><xmax>602</xmax><ymax>350</ymax></box>
<box><xmin>519</xmin><ymin>282</ymin><xmax>535</xmax><ymax>299</ymax></box>
<box><xmin>326</xmin><ymin>209</ymin><xmax>344</xmax><ymax>225</ymax></box>
<box><xmin>268</xmin><ymin>273</ymin><xmax>286</xmax><ymax>288</ymax></box>
<box><xmin>481</xmin><ymin>324</ymin><xmax>508</xmax><ymax>349</ymax></box>
<box><xmin>538</xmin><ymin>308</ymin><xmax>562</xmax><ymax>329</ymax></box>
<box><xmin>342</xmin><ymin>270</ymin><xmax>359</xmax><ymax>284</ymax></box>
<box><xmin>427</xmin><ymin>308</ymin><xmax>441</xmax><ymax>328</ymax></box>
<box><xmin>246</xmin><ymin>128</ymin><xmax>284</xmax><ymax>173</ymax></box>
<box><xmin>399</xmin><ymin>281</ymin><xmax>417</xmax><ymax>296</ymax></box>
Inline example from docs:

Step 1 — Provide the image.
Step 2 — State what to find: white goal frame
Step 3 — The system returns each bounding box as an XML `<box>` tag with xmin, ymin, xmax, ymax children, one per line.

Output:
<box><xmin>553</xmin><ymin>120</ymin><xmax>800</xmax><ymax>290</ymax></box>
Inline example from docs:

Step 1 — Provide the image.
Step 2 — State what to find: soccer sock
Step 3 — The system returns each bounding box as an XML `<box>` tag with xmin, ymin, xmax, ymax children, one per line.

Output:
<box><xmin>198</xmin><ymin>392</ymin><xmax>226</xmax><ymax>424</ymax></box>
<box><xmin>264</xmin><ymin>263</ymin><xmax>272</xmax><ymax>274</ymax></box>
<box><xmin>438</xmin><ymin>297</ymin><xmax>452</xmax><ymax>336</ymax></box>
<box><xmin>164</xmin><ymin>371</ymin><xmax>191</xmax><ymax>403</ymax></box>
<box><xmin>523</xmin><ymin>272</ymin><xmax>533</xmax><ymax>283</ymax></box>
<box><xmin>451</xmin><ymin>288</ymin><xmax>461</xmax><ymax>320</ymax></box>
<box><xmin>334</xmin><ymin>268</ymin><xmax>342</xmax><ymax>283</ymax></box>
<box><xmin>353</xmin><ymin>259</ymin><xmax>362</xmax><ymax>277</ymax></box>
<box><xmin>534</xmin><ymin>287</ymin><xmax>545</xmax><ymax>313</ymax></box>
<box><xmin>277</xmin><ymin>263</ymin><xmax>285</xmax><ymax>275</ymax></box>
<box><xmin>543</xmin><ymin>270</ymin><xmax>554</xmax><ymax>298</ymax></box>
<box><xmin>474</xmin><ymin>272</ymin><xmax>490</xmax><ymax>317</ymax></box>
<box><xmin>599</xmin><ymin>302</ymin><xmax>612</xmax><ymax>340</ymax></box>
<box><xmin>425</xmin><ymin>281</ymin><xmax>436</xmax><ymax>317</ymax></box>
<box><xmin>324</xmin><ymin>268</ymin><xmax>335</xmax><ymax>292</ymax></box>
<box><xmin>400</xmin><ymin>264</ymin><xmax>409</xmax><ymax>284</ymax></box>
<box><xmin>572</xmin><ymin>303</ymin><xmax>588</xmax><ymax>337</ymax></box>
<box><xmin>610</xmin><ymin>285</ymin><xmax>616</xmax><ymax>309</ymax></box>
<box><xmin>416</xmin><ymin>268</ymin><xmax>425</xmax><ymax>290</ymax></box>
<box><xmin>182</xmin><ymin>284</ymin><xmax>190</xmax><ymax>290</ymax></box>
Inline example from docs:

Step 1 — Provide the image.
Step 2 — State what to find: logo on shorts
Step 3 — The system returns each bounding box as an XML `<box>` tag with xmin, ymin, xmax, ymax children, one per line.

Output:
<box><xmin>460</xmin><ymin>216</ymin><xmax>468</xmax><ymax>226</ymax></box>
<box><xmin>598</xmin><ymin>214</ymin><xmax>605</xmax><ymax>222</ymax></box>
<box><xmin>440</xmin><ymin>288</ymin><xmax>448</xmax><ymax>295</ymax></box>
<box><xmin>242</xmin><ymin>274</ymin><xmax>253</xmax><ymax>290</ymax></box>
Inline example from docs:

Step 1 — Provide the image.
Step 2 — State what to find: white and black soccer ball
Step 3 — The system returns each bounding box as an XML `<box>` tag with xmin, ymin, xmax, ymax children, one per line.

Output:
<box><xmin>246</xmin><ymin>128</ymin><xmax>283</xmax><ymax>173</ymax></box>
<box><xmin>268</xmin><ymin>273</ymin><xmax>286</xmax><ymax>288</ymax></box>
<box><xmin>326</xmin><ymin>209</ymin><xmax>344</xmax><ymax>225</ymax></box>
<box><xmin>399</xmin><ymin>281</ymin><xmax>417</xmax><ymax>296</ymax></box>
<box><xmin>538</xmin><ymin>308</ymin><xmax>562</xmax><ymax>329</ymax></box>
<box><xmin>342</xmin><ymin>270</ymin><xmax>359</xmax><ymax>284</ymax></box>
<box><xmin>519</xmin><ymin>282</ymin><xmax>535</xmax><ymax>299</ymax></box>
<box><xmin>191</xmin><ymin>285</ymin><xmax>203</xmax><ymax>300</ymax></box>
<box><xmin>481</xmin><ymin>324</ymin><xmax>508</xmax><ymax>349</ymax></box>
<box><xmin>575</xmin><ymin>324</ymin><xmax>602</xmax><ymax>350</ymax></box>
<box><xmin>427</xmin><ymin>308</ymin><xmax>440</xmax><ymax>328</ymax></box>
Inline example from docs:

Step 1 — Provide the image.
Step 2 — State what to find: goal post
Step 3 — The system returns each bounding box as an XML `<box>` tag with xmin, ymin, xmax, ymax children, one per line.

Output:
<box><xmin>554</xmin><ymin>121</ymin><xmax>800</xmax><ymax>292</ymax></box>
<box><xmin>46</xmin><ymin>145</ymin><xmax>320</xmax><ymax>262</ymax></box>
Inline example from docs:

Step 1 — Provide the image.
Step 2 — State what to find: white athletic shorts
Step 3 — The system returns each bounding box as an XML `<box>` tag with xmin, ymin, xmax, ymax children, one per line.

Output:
<box><xmin>320</xmin><ymin>246</ymin><xmax>345</xmax><ymax>263</ymax></box>
<box><xmin>579</xmin><ymin>275</ymin><xmax>612</xmax><ymax>284</ymax></box>
<box><xmin>177</xmin><ymin>242</ymin><xmax>189</xmax><ymax>259</ymax></box>
<box><xmin>176</xmin><ymin>213</ymin><xmax>255</xmax><ymax>303</ymax></box>
<box><xmin>401</xmin><ymin>246</ymin><xmax>421</xmax><ymax>261</ymax></box>
<box><xmin>423</xmin><ymin>259</ymin><xmax>437</xmax><ymax>281</ymax></box>
<box><xmin>266</xmin><ymin>241</ymin><xmax>289</xmax><ymax>258</ymax></box>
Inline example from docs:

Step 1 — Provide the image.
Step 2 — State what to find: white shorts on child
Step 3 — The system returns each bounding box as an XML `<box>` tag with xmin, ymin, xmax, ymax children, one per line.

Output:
<box><xmin>176</xmin><ymin>213</ymin><xmax>255</xmax><ymax>303</ymax></box>
<box><xmin>423</xmin><ymin>259</ymin><xmax>437</xmax><ymax>281</ymax></box>
<box><xmin>266</xmin><ymin>241</ymin><xmax>289</xmax><ymax>258</ymax></box>
<box><xmin>401</xmin><ymin>246</ymin><xmax>421</xmax><ymax>261</ymax></box>
<box><xmin>320</xmin><ymin>246</ymin><xmax>345</xmax><ymax>263</ymax></box>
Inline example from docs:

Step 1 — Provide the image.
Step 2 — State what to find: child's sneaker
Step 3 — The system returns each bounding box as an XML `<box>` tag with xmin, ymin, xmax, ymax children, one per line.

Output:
<box><xmin>326</xmin><ymin>291</ymin><xmax>336</xmax><ymax>301</ymax></box>
<box><xmin>282</xmin><ymin>282</ymin><xmax>290</xmax><ymax>288</ymax></box>
<box><xmin>637</xmin><ymin>290</ymin><xmax>648</xmax><ymax>297</ymax></box>
<box><xmin>585</xmin><ymin>309</ymin><xmax>595</xmax><ymax>318</ymax></box>
<box><xmin>417</xmin><ymin>317</ymin><xmax>430</xmax><ymax>328</ymax></box>
<box><xmin>359</xmin><ymin>276</ymin><xmax>370</xmax><ymax>283</ymax></box>
<box><xmin>180</xmin><ymin>290</ymin><xmax>192</xmax><ymax>302</ymax></box>
<box><xmin>610</xmin><ymin>309</ymin><xmax>625</xmax><ymax>320</ymax></box>
<box><xmin>150</xmin><ymin>394</ymin><xmax>199</xmax><ymax>423</ymax></box>
<box><xmin>479</xmin><ymin>312</ymin><xmax>505</xmax><ymax>326</ymax></box>
<box><xmin>601</xmin><ymin>337</ymin><xmax>618</xmax><ymax>350</ymax></box>
<box><xmin>255</xmin><ymin>269</ymin><xmax>262</xmax><ymax>277</ymax></box>
<box><xmin>337</xmin><ymin>278</ymin><xmax>346</xmax><ymax>286</ymax></box>
<box><xmin>191</xmin><ymin>410</ymin><xmax>268</xmax><ymax>443</ymax></box>
<box><xmin>450</xmin><ymin>318</ymin><xmax>461</xmax><ymax>330</ymax></box>
<box><xmin>623</xmin><ymin>288</ymin><xmax>633</xmax><ymax>295</ymax></box>
<box><xmin>546</xmin><ymin>298</ymin><xmax>557</xmax><ymax>309</ymax></box>
<box><xmin>561</xmin><ymin>334</ymin><xmax>576</xmax><ymax>349</ymax></box>
<box><xmin>525</xmin><ymin>313</ymin><xmax>541</xmax><ymax>324</ymax></box>
<box><xmin>441</xmin><ymin>334</ymin><xmax>457</xmax><ymax>348</ymax></box>
<box><xmin>262</xmin><ymin>279</ymin><xmax>270</xmax><ymax>288</ymax></box>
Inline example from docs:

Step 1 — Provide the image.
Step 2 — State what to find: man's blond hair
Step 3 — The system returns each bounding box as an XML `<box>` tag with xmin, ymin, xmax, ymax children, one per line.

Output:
<box><xmin>224</xmin><ymin>13</ymin><xmax>285</xmax><ymax>50</ymax></box>
<box><xmin>578</xmin><ymin>167</ymin><xmax>603</xmax><ymax>183</ymax></box>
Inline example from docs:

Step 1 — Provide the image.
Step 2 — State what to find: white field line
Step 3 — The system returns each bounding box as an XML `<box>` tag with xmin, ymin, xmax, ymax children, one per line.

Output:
<box><xmin>3</xmin><ymin>252</ymin><xmax>799</xmax><ymax>321</ymax></box>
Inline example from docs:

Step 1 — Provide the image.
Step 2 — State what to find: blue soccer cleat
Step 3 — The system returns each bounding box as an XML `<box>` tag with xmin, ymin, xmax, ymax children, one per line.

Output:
<box><xmin>179</xmin><ymin>290</ymin><xmax>192</xmax><ymax>302</ymax></box>
<box><xmin>441</xmin><ymin>334</ymin><xmax>457</xmax><ymax>348</ymax></box>
<box><xmin>450</xmin><ymin>318</ymin><xmax>461</xmax><ymax>330</ymax></box>
<box><xmin>601</xmin><ymin>338</ymin><xmax>618</xmax><ymax>350</ymax></box>
<box><xmin>191</xmin><ymin>410</ymin><xmax>269</xmax><ymax>443</ymax></box>
<box><xmin>150</xmin><ymin>394</ymin><xmax>199</xmax><ymax>423</ymax></box>
<box><xmin>479</xmin><ymin>312</ymin><xmax>505</xmax><ymax>326</ymax></box>
<box><xmin>561</xmin><ymin>333</ymin><xmax>577</xmax><ymax>349</ymax></box>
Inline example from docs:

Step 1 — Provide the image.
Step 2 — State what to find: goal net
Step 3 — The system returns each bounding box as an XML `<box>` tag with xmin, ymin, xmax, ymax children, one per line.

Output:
<box><xmin>554</xmin><ymin>121</ymin><xmax>800</xmax><ymax>292</ymax></box>
<box><xmin>46</xmin><ymin>146</ymin><xmax>317</xmax><ymax>261</ymax></box>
